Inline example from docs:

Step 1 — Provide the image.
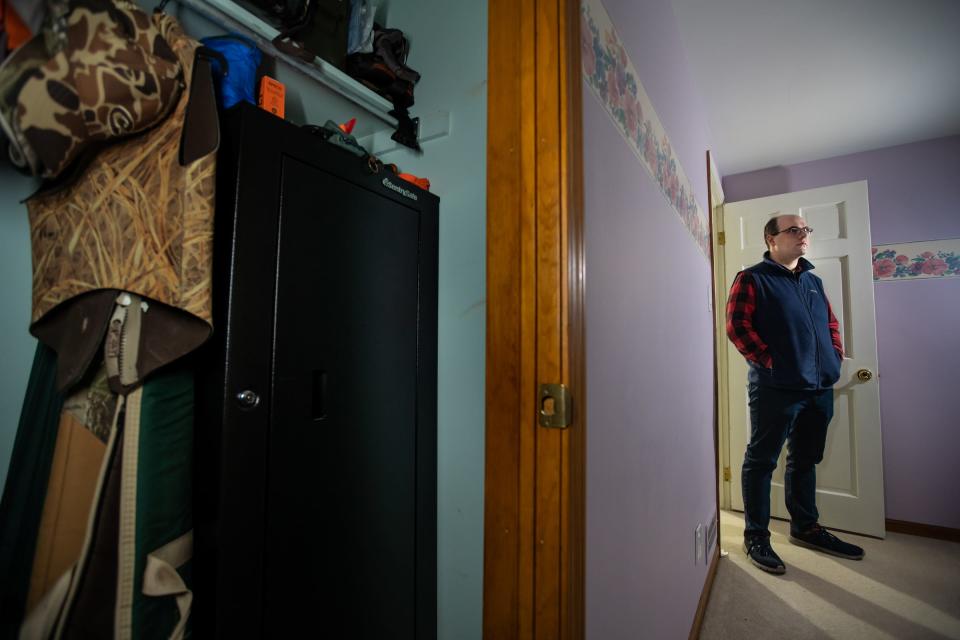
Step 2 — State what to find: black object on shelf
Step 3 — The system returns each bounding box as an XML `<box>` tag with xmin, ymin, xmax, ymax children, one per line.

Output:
<box><xmin>235</xmin><ymin>0</ymin><xmax>351</xmax><ymax>70</ymax></box>
<box><xmin>193</xmin><ymin>102</ymin><xmax>439</xmax><ymax>639</ymax></box>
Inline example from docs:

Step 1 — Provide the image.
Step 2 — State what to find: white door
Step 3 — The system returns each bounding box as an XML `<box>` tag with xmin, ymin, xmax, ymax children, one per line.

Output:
<box><xmin>722</xmin><ymin>180</ymin><xmax>885</xmax><ymax>538</ymax></box>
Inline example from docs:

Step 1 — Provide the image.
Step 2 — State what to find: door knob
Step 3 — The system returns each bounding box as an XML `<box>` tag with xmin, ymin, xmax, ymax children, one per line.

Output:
<box><xmin>236</xmin><ymin>389</ymin><xmax>261</xmax><ymax>408</ymax></box>
<box><xmin>856</xmin><ymin>368</ymin><xmax>873</xmax><ymax>382</ymax></box>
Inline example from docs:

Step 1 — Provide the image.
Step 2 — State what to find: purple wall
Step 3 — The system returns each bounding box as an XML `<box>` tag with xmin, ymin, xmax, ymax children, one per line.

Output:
<box><xmin>582</xmin><ymin>0</ymin><xmax>716</xmax><ymax>637</ymax></box>
<box><xmin>723</xmin><ymin>136</ymin><xmax>960</xmax><ymax>529</ymax></box>
<box><xmin>602</xmin><ymin>0</ymin><xmax>713</xmax><ymax>209</ymax></box>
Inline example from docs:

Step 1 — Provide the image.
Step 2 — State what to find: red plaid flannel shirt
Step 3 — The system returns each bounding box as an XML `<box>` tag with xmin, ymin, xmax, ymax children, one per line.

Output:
<box><xmin>726</xmin><ymin>271</ymin><xmax>843</xmax><ymax>368</ymax></box>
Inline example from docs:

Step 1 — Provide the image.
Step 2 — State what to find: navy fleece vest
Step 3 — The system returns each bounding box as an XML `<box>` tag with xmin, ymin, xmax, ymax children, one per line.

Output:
<box><xmin>745</xmin><ymin>255</ymin><xmax>841</xmax><ymax>390</ymax></box>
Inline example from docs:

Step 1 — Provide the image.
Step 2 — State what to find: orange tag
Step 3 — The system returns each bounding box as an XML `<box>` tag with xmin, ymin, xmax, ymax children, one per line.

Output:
<box><xmin>5</xmin><ymin>5</ymin><xmax>34</xmax><ymax>50</ymax></box>
<box><xmin>258</xmin><ymin>76</ymin><xmax>286</xmax><ymax>119</ymax></box>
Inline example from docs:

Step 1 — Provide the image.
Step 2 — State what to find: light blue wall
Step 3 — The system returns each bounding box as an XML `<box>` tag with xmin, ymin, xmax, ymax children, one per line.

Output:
<box><xmin>0</xmin><ymin>169</ymin><xmax>39</xmax><ymax>493</ymax></box>
<box><xmin>379</xmin><ymin>4</ymin><xmax>488</xmax><ymax>638</ymax></box>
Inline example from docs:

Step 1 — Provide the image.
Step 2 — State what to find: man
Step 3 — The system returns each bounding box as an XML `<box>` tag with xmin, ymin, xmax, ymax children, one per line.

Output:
<box><xmin>726</xmin><ymin>214</ymin><xmax>864</xmax><ymax>574</ymax></box>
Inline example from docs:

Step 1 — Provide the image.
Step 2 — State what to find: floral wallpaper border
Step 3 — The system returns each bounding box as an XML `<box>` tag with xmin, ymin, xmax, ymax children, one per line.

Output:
<box><xmin>872</xmin><ymin>238</ymin><xmax>960</xmax><ymax>281</ymax></box>
<box><xmin>580</xmin><ymin>0</ymin><xmax>710</xmax><ymax>259</ymax></box>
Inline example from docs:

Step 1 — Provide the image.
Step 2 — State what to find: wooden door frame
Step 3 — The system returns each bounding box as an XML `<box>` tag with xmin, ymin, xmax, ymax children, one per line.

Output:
<box><xmin>483</xmin><ymin>0</ymin><xmax>585</xmax><ymax>638</ymax></box>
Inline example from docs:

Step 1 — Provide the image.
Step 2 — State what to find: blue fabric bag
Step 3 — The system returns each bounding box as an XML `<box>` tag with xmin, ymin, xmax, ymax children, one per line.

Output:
<box><xmin>199</xmin><ymin>35</ymin><xmax>262</xmax><ymax>109</ymax></box>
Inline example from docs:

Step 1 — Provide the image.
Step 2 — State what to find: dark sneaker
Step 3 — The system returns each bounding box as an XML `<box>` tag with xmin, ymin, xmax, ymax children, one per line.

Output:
<box><xmin>744</xmin><ymin>537</ymin><xmax>786</xmax><ymax>574</ymax></box>
<box><xmin>790</xmin><ymin>524</ymin><xmax>865</xmax><ymax>560</ymax></box>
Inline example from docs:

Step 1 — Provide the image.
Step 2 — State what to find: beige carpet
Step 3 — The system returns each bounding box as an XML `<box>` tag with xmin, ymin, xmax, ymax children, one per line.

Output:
<box><xmin>700</xmin><ymin>510</ymin><xmax>960</xmax><ymax>639</ymax></box>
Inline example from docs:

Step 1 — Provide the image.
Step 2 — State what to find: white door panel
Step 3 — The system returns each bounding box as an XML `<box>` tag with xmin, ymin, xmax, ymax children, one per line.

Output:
<box><xmin>722</xmin><ymin>180</ymin><xmax>885</xmax><ymax>538</ymax></box>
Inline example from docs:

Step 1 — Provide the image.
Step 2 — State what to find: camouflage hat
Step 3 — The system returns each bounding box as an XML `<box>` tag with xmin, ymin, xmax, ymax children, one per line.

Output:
<box><xmin>0</xmin><ymin>0</ymin><xmax>183</xmax><ymax>179</ymax></box>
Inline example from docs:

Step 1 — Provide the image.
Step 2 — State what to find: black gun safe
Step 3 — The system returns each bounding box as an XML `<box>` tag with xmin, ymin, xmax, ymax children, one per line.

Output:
<box><xmin>194</xmin><ymin>102</ymin><xmax>438</xmax><ymax>639</ymax></box>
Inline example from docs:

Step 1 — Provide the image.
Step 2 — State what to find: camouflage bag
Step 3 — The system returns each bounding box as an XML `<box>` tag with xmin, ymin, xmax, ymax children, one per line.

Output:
<box><xmin>0</xmin><ymin>0</ymin><xmax>183</xmax><ymax>179</ymax></box>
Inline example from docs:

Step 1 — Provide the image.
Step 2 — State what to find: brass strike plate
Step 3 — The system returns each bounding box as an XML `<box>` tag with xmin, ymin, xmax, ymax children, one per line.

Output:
<box><xmin>539</xmin><ymin>383</ymin><xmax>571</xmax><ymax>428</ymax></box>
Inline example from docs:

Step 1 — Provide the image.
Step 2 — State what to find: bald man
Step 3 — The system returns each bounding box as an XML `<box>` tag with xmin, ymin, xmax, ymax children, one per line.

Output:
<box><xmin>726</xmin><ymin>214</ymin><xmax>864</xmax><ymax>574</ymax></box>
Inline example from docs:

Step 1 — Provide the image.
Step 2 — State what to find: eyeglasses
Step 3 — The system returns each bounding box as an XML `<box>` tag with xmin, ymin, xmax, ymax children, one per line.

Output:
<box><xmin>771</xmin><ymin>226</ymin><xmax>814</xmax><ymax>237</ymax></box>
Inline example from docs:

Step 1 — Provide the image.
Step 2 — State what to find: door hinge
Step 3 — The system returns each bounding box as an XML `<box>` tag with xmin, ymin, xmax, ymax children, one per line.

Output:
<box><xmin>723</xmin><ymin>466</ymin><xmax>731</xmax><ymax>482</ymax></box>
<box><xmin>538</xmin><ymin>383</ymin><xmax>571</xmax><ymax>428</ymax></box>
<box><xmin>717</xmin><ymin>231</ymin><xmax>726</xmax><ymax>246</ymax></box>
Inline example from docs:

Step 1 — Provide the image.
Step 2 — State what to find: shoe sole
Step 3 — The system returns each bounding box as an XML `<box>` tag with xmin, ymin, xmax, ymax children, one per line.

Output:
<box><xmin>789</xmin><ymin>535</ymin><xmax>864</xmax><ymax>560</ymax></box>
<box><xmin>744</xmin><ymin>542</ymin><xmax>786</xmax><ymax>574</ymax></box>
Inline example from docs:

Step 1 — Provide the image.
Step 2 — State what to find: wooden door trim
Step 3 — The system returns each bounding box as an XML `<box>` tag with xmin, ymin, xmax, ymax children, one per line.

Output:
<box><xmin>563</xmin><ymin>0</ymin><xmax>587</xmax><ymax>634</ymax></box>
<box><xmin>484</xmin><ymin>0</ymin><xmax>585</xmax><ymax>637</ymax></box>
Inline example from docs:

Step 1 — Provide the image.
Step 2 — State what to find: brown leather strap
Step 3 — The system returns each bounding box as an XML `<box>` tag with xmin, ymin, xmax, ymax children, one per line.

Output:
<box><xmin>179</xmin><ymin>48</ymin><xmax>221</xmax><ymax>166</ymax></box>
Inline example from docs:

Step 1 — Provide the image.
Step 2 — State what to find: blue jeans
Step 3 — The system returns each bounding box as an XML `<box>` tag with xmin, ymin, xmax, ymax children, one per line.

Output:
<box><xmin>742</xmin><ymin>383</ymin><xmax>833</xmax><ymax>539</ymax></box>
